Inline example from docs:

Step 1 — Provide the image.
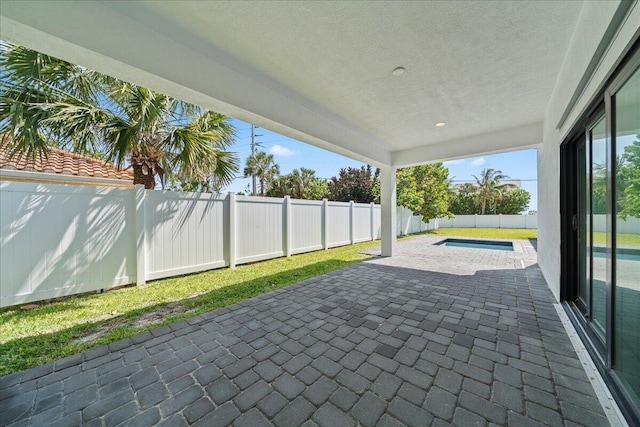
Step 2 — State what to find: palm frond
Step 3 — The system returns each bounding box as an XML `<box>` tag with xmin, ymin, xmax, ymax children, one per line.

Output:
<box><xmin>1</xmin><ymin>41</ymin><xmax>239</xmax><ymax>186</ymax></box>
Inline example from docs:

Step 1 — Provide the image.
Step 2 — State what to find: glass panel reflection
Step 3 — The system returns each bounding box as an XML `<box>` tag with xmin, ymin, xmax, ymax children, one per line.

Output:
<box><xmin>614</xmin><ymin>65</ymin><xmax>640</xmax><ymax>405</ymax></box>
<box><xmin>590</xmin><ymin>117</ymin><xmax>607</xmax><ymax>336</ymax></box>
<box><xmin>579</xmin><ymin>141</ymin><xmax>588</xmax><ymax>308</ymax></box>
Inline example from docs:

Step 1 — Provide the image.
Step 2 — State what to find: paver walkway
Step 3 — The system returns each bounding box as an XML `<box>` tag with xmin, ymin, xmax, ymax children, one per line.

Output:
<box><xmin>0</xmin><ymin>236</ymin><xmax>610</xmax><ymax>426</ymax></box>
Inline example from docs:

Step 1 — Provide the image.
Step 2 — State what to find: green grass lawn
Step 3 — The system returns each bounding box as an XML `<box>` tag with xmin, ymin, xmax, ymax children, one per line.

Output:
<box><xmin>0</xmin><ymin>240</ymin><xmax>380</xmax><ymax>376</ymax></box>
<box><xmin>426</xmin><ymin>227</ymin><xmax>538</xmax><ymax>240</ymax></box>
<box><xmin>593</xmin><ymin>232</ymin><xmax>640</xmax><ymax>246</ymax></box>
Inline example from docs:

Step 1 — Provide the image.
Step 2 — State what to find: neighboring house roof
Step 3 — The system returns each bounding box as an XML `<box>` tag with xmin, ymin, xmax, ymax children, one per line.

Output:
<box><xmin>0</xmin><ymin>145</ymin><xmax>133</xmax><ymax>185</ymax></box>
<box><xmin>0</xmin><ymin>145</ymin><xmax>133</xmax><ymax>182</ymax></box>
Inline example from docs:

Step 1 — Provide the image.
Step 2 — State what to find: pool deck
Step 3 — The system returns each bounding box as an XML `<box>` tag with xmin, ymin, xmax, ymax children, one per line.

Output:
<box><xmin>0</xmin><ymin>235</ymin><xmax>612</xmax><ymax>426</ymax></box>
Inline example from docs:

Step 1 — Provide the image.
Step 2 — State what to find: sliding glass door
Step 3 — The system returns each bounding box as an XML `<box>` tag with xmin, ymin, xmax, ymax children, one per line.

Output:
<box><xmin>566</xmin><ymin>50</ymin><xmax>639</xmax><ymax>419</ymax></box>
<box><xmin>611</xmin><ymin>64</ymin><xmax>640</xmax><ymax>405</ymax></box>
<box><xmin>585</xmin><ymin>116</ymin><xmax>608</xmax><ymax>339</ymax></box>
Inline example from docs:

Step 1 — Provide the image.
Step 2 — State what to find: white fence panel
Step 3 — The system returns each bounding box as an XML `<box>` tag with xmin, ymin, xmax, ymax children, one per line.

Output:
<box><xmin>437</xmin><ymin>217</ymin><xmax>454</xmax><ymax>228</ymax></box>
<box><xmin>421</xmin><ymin>218</ymin><xmax>437</xmax><ymax>231</ymax></box>
<box><xmin>593</xmin><ymin>214</ymin><xmax>640</xmax><ymax>234</ymax></box>
<box><xmin>327</xmin><ymin>202</ymin><xmax>351</xmax><ymax>247</ymax></box>
<box><xmin>396</xmin><ymin>207</ymin><xmax>411</xmax><ymax>235</ymax></box>
<box><xmin>374</xmin><ymin>206</ymin><xmax>382</xmax><ymax>239</ymax></box>
<box><xmin>291</xmin><ymin>199</ymin><xmax>324</xmax><ymax>254</ymax></box>
<box><xmin>145</xmin><ymin>191</ymin><xmax>227</xmax><ymax>280</ymax></box>
<box><xmin>615</xmin><ymin>216</ymin><xmax>640</xmax><ymax>235</ymax></box>
<box><xmin>475</xmin><ymin>215</ymin><xmax>497</xmax><ymax>228</ymax></box>
<box><xmin>235</xmin><ymin>196</ymin><xmax>285</xmax><ymax>264</ymax></box>
<box><xmin>525</xmin><ymin>215</ymin><xmax>537</xmax><ymax>229</ymax></box>
<box><xmin>410</xmin><ymin>216</ymin><xmax>421</xmax><ymax>234</ymax></box>
<box><xmin>500</xmin><ymin>215</ymin><xmax>525</xmax><ymax>229</ymax></box>
<box><xmin>453</xmin><ymin>216</ymin><xmax>477</xmax><ymax>228</ymax></box>
<box><xmin>437</xmin><ymin>214</ymin><xmax>537</xmax><ymax>229</ymax></box>
<box><xmin>0</xmin><ymin>181</ymin><xmax>135</xmax><ymax>307</ymax></box>
<box><xmin>593</xmin><ymin>214</ymin><xmax>606</xmax><ymax>233</ymax></box>
<box><xmin>353</xmin><ymin>204</ymin><xmax>373</xmax><ymax>243</ymax></box>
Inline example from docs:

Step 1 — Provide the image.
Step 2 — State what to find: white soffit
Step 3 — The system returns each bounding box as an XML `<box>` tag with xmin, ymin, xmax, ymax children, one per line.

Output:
<box><xmin>0</xmin><ymin>1</ymin><xmax>583</xmax><ymax>167</ymax></box>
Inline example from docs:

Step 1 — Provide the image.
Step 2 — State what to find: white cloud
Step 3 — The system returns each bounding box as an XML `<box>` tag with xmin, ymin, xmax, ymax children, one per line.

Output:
<box><xmin>443</xmin><ymin>159</ymin><xmax>465</xmax><ymax>165</ymax></box>
<box><xmin>471</xmin><ymin>157</ymin><xmax>486</xmax><ymax>166</ymax></box>
<box><xmin>269</xmin><ymin>145</ymin><xmax>296</xmax><ymax>157</ymax></box>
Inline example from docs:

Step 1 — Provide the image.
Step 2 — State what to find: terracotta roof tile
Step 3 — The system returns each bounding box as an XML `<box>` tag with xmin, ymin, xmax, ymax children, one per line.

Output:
<box><xmin>0</xmin><ymin>143</ymin><xmax>134</xmax><ymax>181</ymax></box>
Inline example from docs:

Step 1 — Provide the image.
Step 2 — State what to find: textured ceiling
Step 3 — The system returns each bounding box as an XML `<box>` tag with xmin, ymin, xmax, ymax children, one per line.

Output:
<box><xmin>1</xmin><ymin>1</ymin><xmax>585</xmax><ymax>165</ymax></box>
<box><xmin>132</xmin><ymin>1</ymin><xmax>582</xmax><ymax>151</ymax></box>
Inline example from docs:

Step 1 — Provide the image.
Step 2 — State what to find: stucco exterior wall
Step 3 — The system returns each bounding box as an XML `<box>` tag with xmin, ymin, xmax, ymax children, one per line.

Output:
<box><xmin>538</xmin><ymin>1</ymin><xmax>640</xmax><ymax>301</ymax></box>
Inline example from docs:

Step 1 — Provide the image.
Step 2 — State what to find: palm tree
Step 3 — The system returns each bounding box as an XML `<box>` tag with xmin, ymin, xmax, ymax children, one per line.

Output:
<box><xmin>0</xmin><ymin>41</ymin><xmax>239</xmax><ymax>189</ymax></box>
<box><xmin>289</xmin><ymin>167</ymin><xmax>317</xmax><ymax>199</ymax></box>
<box><xmin>243</xmin><ymin>151</ymin><xmax>279</xmax><ymax>196</ymax></box>
<box><xmin>266</xmin><ymin>168</ymin><xmax>328</xmax><ymax>200</ymax></box>
<box><xmin>472</xmin><ymin>168</ymin><xmax>513</xmax><ymax>215</ymax></box>
<box><xmin>456</xmin><ymin>182</ymin><xmax>478</xmax><ymax>196</ymax></box>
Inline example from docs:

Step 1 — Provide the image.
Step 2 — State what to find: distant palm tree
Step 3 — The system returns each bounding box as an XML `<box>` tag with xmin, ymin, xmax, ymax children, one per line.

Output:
<box><xmin>244</xmin><ymin>151</ymin><xmax>279</xmax><ymax>196</ymax></box>
<box><xmin>472</xmin><ymin>168</ymin><xmax>513</xmax><ymax>215</ymax></box>
<box><xmin>266</xmin><ymin>168</ymin><xmax>328</xmax><ymax>200</ymax></box>
<box><xmin>289</xmin><ymin>167</ymin><xmax>317</xmax><ymax>199</ymax></box>
<box><xmin>456</xmin><ymin>182</ymin><xmax>478</xmax><ymax>196</ymax></box>
<box><xmin>0</xmin><ymin>41</ymin><xmax>238</xmax><ymax>189</ymax></box>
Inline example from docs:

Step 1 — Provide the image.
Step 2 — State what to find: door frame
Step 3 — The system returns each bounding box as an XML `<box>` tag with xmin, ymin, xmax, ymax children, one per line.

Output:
<box><xmin>560</xmin><ymin>42</ymin><xmax>640</xmax><ymax>425</ymax></box>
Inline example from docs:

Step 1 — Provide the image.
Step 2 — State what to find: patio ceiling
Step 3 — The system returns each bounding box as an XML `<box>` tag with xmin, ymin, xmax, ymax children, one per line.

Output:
<box><xmin>0</xmin><ymin>1</ymin><xmax>584</xmax><ymax>167</ymax></box>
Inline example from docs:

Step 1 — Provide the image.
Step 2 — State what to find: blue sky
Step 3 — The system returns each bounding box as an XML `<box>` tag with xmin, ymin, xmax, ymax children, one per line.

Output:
<box><xmin>226</xmin><ymin>119</ymin><xmax>538</xmax><ymax>211</ymax></box>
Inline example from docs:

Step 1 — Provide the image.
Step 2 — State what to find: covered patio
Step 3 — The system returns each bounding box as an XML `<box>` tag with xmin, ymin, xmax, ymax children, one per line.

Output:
<box><xmin>1</xmin><ymin>1</ymin><xmax>639</xmax><ymax>424</ymax></box>
<box><xmin>0</xmin><ymin>236</ymin><xmax>609</xmax><ymax>426</ymax></box>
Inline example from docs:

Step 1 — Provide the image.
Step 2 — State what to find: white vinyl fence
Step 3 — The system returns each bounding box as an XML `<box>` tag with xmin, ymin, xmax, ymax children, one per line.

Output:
<box><xmin>0</xmin><ymin>181</ymin><xmax>432</xmax><ymax>307</ymax></box>
<box><xmin>593</xmin><ymin>214</ymin><xmax>640</xmax><ymax>235</ymax></box>
<box><xmin>436</xmin><ymin>214</ymin><xmax>640</xmax><ymax>232</ymax></box>
<box><xmin>437</xmin><ymin>214</ymin><xmax>538</xmax><ymax>229</ymax></box>
<box><xmin>397</xmin><ymin>206</ymin><xmax>438</xmax><ymax>235</ymax></box>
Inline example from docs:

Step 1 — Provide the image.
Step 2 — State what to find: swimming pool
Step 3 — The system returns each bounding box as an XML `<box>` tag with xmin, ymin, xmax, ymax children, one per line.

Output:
<box><xmin>593</xmin><ymin>246</ymin><xmax>640</xmax><ymax>262</ymax></box>
<box><xmin>435</xmin><ymin>238</ymin><xmax>513</xmax><ymax>251</ymax></box>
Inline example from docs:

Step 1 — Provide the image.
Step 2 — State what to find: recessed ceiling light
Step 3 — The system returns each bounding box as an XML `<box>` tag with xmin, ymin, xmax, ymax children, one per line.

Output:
<box><xmin>435</xmin><ymin>122</ymin><xmax>446</xmax><ymax>127</ymax></box>
<box><xmin>392</xmin><ymin>67</ymin><xmax>405</xmax><ymax>76</ymax></box>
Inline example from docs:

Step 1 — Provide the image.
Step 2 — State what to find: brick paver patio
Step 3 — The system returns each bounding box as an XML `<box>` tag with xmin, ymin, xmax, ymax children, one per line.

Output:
<box><xmin>0</xmin><ymin>235</ymin><xmax>610</xmax><ymax>426</ymax></box>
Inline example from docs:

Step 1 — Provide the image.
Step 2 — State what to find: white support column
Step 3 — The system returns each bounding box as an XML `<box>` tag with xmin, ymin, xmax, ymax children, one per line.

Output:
<box><xmin>380</xmin><ymin>166</ymin><xmax>396</xmax><ymax>257</ymax></box>
<box><xmin>285</xmin><ymin>196</ymin><xmax>292</xmax><ymax>257</ymax></box>
<box><xmin>349</xmin><ymin>200</ymin><xmax>355</xmax><ymax>244</ymax></box>
<box><xmin>134</xmin><ymin>184</ymin><xmax>146</xmax><ymax>285</ymax></box>
<box><xmin>228</xmin><ymin>192</ymin><xmax>236</xmax><ymax>269</ymax></box>
<box><xmin>322</xmin><ymin>199</ymin><xmax>329</xmax><ymax>249</ymax></box>
<box><xmin>370</xmin><ymin>202</ymin><xmax>375</xmax><ymax>241</ymax></box>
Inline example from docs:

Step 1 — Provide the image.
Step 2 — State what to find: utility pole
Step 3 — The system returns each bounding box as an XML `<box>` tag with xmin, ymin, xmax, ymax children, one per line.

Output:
<box><xmin>250</xmin><ymin>125</ymin><xmax>263</xmax><ymax>196</ymax></box>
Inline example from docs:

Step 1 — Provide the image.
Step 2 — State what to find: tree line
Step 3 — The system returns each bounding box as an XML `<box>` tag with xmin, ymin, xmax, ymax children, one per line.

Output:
<box><xmin>242</xmin><ymin>149</ymin><xmax>532</xmax><ymax>221</ymax></box>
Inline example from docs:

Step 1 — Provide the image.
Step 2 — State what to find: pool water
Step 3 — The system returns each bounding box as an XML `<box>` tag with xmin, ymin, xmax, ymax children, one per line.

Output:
<box><xmin>436</xmin><ymin>238</ymin><xmax>513</xmax><ymax>251</ymax></box>
<box><xmin>593</xmin><ymin>247</ymin><xmax>640</xmax><ymax>262</ymax></box>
